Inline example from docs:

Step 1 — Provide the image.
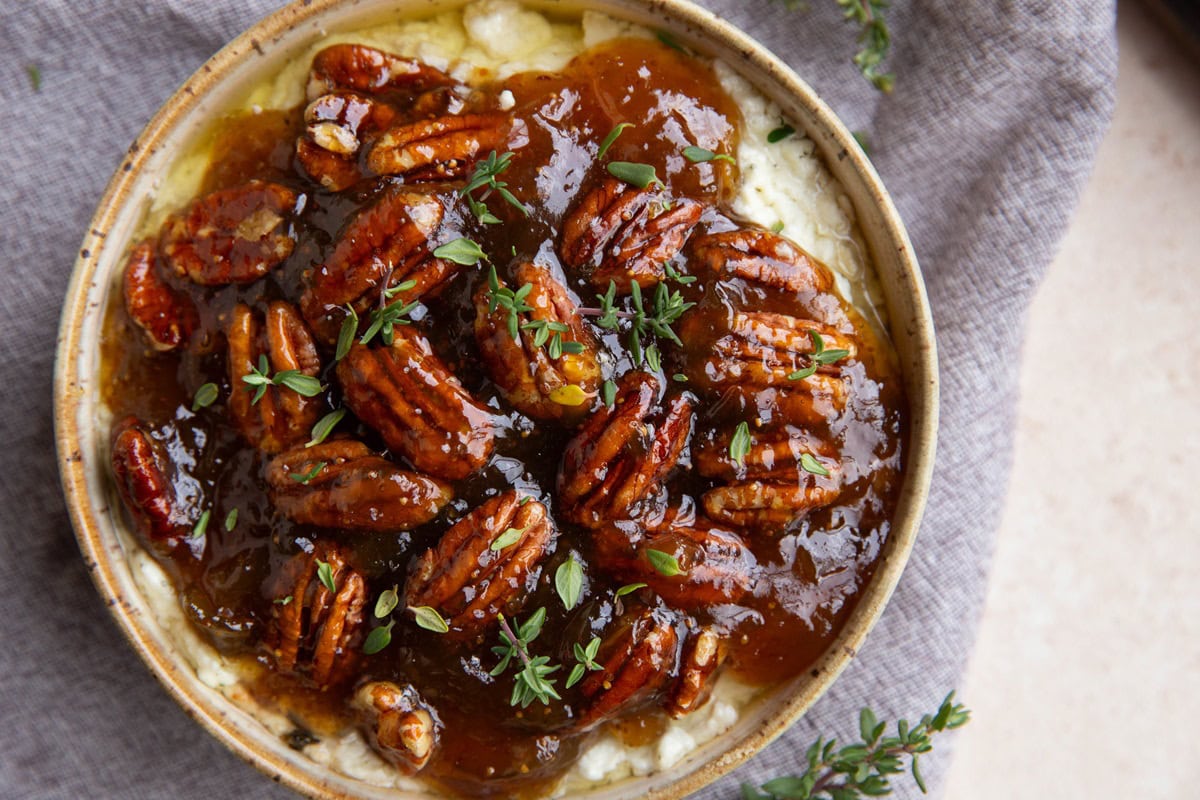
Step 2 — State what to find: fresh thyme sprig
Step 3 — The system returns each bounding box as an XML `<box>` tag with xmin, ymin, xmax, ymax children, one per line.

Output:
<box><xmin>490</xmin><ymin>609</ymin><xmax>562</xmax><ymax>708</ymax></box>
<box><xmin>743</xmin><ymin>693</ymin><xmax>971</xmax><ymax>799</ymax></box>
<box><xmin>788</xmin><ymin>330</ymin><xmax>851</xmax><ymax>381</ymax></box>
<box><xmin>579</xmin><ymin>279</ymin><xmax>695</xmax><ymax>367</ymax></box>
<box><xmin>772</xmin><ymin>0</ymin><xmax>894</xmax><ymax>92</ymax></box>
<box><xmin>459</xmin><ymin>151</ymin><xmax>528</xmax><ymax>224</ymax></box>
<box><xmin>241</xmin><ymin>355</ymin><xmax>324</xmax><ymax>404</ymax></box>
<box><xmin>564</xmin><ymin>636</ymin><xmax>603</xmax><ymax>689</ymax></box>
<box><xmin>485</xmin><ymin>265</ymin><xmax>533</xmax><ymax>339</ymax></box>
<box><xmin>521</xmin><ymin>319</ymin><xmax>586</xmax><ymax>359</ymax></box>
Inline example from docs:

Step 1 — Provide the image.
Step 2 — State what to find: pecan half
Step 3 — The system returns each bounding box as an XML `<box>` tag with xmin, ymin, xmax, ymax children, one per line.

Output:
<box><xmin>266</xmin><ymin>541</ymin><xmax>367</xmax><ymax>687</ymax></box>
<box><xmin>296</xmin><ymin>91</ymin><xmax>398</xmax><ymax>191</ymax></box>
<box><xmin>695</xmin><ymin>425</ymin><xmax>842</xmax><ymax>529</ymax></box>
<box><xmin>367</xmin><ymin>113</ymin><xmax>513</xmax><ymax>182</ymax></box>
<box><xmin>665</xmin><ymin>627</ymin><xmax>728</xmax><ymax>718</ymax></box>
<box><xmin>690</xmin><ymin>229</ymin><xmax>835</xmax><ymax>296</ymax></box>
<box><xmin>592</xmin><ymin>514</ymin><xmax>756</xmax><ymax>608</ymax></box>
<box><xmin>266</xmin><ymin>439</ymin><xmax>451</xmax><ymax>532</ymax></box>
<box><xmin>557</xmin><ymin>373</ymin><xmax>693</xmax><ymax>528</ymax></box>
<box><xmin>300</xmin><ymin>189</ymin><xmax>456</xmax><ymax>344</ymax></box>
<box><xmin>560</xmin><ymin>177</ymin><xmax>703</xmax><ymax>292</ymax></box>
<box><xmin>161</xmin><ymin>180</ymin><xmax>300</xmax><ymax>286</ymax></box>
<box><xmin>110</xmin><ymin>416</ymin><xmax>189</xmax><ymax>543</ymax></box>
<box><xmin>227</xmin><ymin>302</ymin><xmax>323</xmax><ymax>453</ymax></box>
<box><xmin>338</xmin><ymin>334</ymin><xmax>495</xmax><ymax>481</ymax></box>
<box><xmin>680</xmin><ymin>310</ymin><xmax>852</xmax><ymax>427</ymax></box>
<box><xmin>404</xmin><ymin>491</ymin><xmax>554</xmax><ymax>636</ymax></box>
<box><xmin>353</xmin><ymin>682</ymin><xmax>442</xmax><ymax>775</ymax></box>
<box><xmin>122</xmin><ymin>240</ymin><xmax>197</xmax><ymax>352</ymax></box>
<box><xmin>474</xmin><ymin>262</ymin><xmax>601</xmax><ymax>422</ymax></box>
<box><xmin>307</xmin><ymin>44</ymin><xmax>456</xmax><ymax>101</ymax></box>
<box><xmin>577</xmin><ymin>607</ymin><xmax>680</xmax><ymax>729</ymax></box>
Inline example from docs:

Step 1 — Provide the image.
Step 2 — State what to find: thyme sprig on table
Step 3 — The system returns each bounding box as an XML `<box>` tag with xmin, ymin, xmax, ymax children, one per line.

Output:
<box><xmin>743</xmin><ymin>693</ymin><xmax>971</xmax><ymax>800</ymax></box>
<box><xmin>772</xmin><ymin>0</ymin><xmax>895</xmax><ymax>92</ymax></box>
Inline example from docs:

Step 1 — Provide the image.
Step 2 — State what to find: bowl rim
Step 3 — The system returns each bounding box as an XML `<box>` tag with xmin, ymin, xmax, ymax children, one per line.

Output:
<box><xmin>53</xmin><ymin>1</ymin><xmax>938</xmax><ymax>798</ymax></box>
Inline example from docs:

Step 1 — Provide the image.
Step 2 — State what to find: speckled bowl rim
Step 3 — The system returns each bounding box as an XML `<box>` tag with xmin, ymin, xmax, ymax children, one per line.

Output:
<box><xmin>53</xmin><ymin>1</ymin><xmax>938</xmax><ymax>797</ymax></box>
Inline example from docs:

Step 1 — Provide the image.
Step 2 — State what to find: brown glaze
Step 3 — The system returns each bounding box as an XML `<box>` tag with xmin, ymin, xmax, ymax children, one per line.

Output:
<box><xmin>99</xmin><ymin>36</ymin><xmax>906</xmax><ymax>797</ymax></box>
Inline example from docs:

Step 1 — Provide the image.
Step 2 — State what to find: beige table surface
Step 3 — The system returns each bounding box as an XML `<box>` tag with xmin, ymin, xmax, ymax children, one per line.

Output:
<box><xmin>943</xmin><ymin>2</ymin><xmax>1200</xmax><ymax>796</ymax></box>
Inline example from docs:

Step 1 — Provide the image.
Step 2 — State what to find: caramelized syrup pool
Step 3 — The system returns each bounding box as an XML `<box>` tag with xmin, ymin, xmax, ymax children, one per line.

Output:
<box><xmin>101</xmin><ymin>37</ymin><xmax>906</xmax><ymax>798</ymax></box>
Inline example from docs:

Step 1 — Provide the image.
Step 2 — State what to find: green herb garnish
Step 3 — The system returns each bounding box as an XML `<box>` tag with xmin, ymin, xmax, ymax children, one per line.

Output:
<box><xmin>363</xmin><ymin>620</ymin><xmax>395</xmax><ymax>655</ymax></box>
<box><xmin>315</xmin><ymin>559</ymin><xmax>336</xmax><ymax>593</ymax></box>
<box><xmin>434</xmin><ymin>237</ymin><xmax>487</xmax><ymax>266</ymax></box>
<box><xmin>374</xmin><ymin>585</ymin><xmax>400</xmax><ymax>619</ymax></box>
<box><xmin>491</xmin><ymin>609</ymin><xmax>561</xmax><ymax>708</ymax></box>
<box><xmin>521</xmin><ymin>319</ymin><xmax>585</xmax><ymax>358</ymax></box>
<box><xmin>411</xmin><ymin>605</ymin><xmax>449</xmax><ymax>634</ymax></box>
<box><xmin>289</xmin><ymin>461</ymin><xmax>326</xmax><ymax>485</ymax></box>
<box><xmin>788</xmin><ymin>330</ymin><xmax>851</xmax><ymax>381</ymax></box>
<box><xmin>554</xmin><ymin>556</ymin><xmax>583</xmax><ymax>611</ymax></box>
<box><xmin>191</xmin><ymin>510</ymin><xmax>210</xmax><ymax>539</ymax></box>
<box><xmin>800</xmin><ymin>453</ymin><xmax>831</xmax><ymax>477</ymax></box>
<box><xmin>646</xmin><ymin>548</ymin><xmax>684</xmax><ymax>577</ymax></box>
<box><xmin>306</xmin><ymin>408</ymin><xmax>346</xmax><ymax>448</ymax></box>
<box><xmin>335</xmin><ymin>305</ymin><xmax>358</xmax><ymax>361</ymax></box>
<box><xmin>191</xmin><ymin>382</ymin><xmax>218</xmax><ymax>411</ymax></box>
<box><xmin>606</xmin><ymin>161</ymin><xmax>664</xmax><ymax>190</ymax></box>
<box><xmin>565</xmin><ymin>636</ymin><xmax>603</xmax><ymax>689</ymax></box>
<box><xmin>223</xmin><ymin>508</ymin><xmax>238</xmax><ymax>531</ymax></box>
<box><xmin>582</xmin><ymin>279</ymin><xmax>694</xmax><ymax>368</ymax></box>
<box><xmin>601</xmin><ymin>379</ymin><xmax>617</xmax><ymax>408</ymax></box>
<box><xmin>485</xmin><ymin>265</ymin><xmax>534</xmax><ymax>339</ymax></box>
<box><xmin>729</xmin><ymin>421</ymin><xmax>752</xmax><ymax>465</ymax></box>
<box><xmin>26</xmin><ymin>65</ymin><xmax>41</xmax><ymax>92</ymax></box>
<box><xmin>459</xmin><ymin>151</ymin><xmax>528</xmax><ymax>223</ymax></box>
<box><xmin>490</xmin><ymin>525</ymin><xmax>527</xmax><ymax>552</ymax></box>
<box><xmin>614</xmin><ymin>583</ymin><xmax>646</xmax><ymax>598</ymax></box>
<box><xmin>597</xmin><ymin>122</ymin><xmax>634</xmax><ymax>159</ymax></box>
<box><xmin>359</xmin><ymin>298</ymin><xmax>418</xmax><ymax>347</ymax></box>
<box><xmin>767</xmin><ymin>123</ymin><xmax>796</xmax><ymax>144</ymax></box>
<box><xmin>242</xmin><ymin>355</ymin><xmax>324</xmax><ymax>404</ymax></box>
<box><xmin>682</xmin><ymin>145</ymin><xmax>735</xmax><ymax>164</ymax></box>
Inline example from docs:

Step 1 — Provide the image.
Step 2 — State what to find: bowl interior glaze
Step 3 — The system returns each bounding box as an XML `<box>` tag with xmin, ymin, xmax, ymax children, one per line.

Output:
<box><xmin>53</xmin><ymin>1</ymin><xmax>937</xmax><ymax>797</ymax></box>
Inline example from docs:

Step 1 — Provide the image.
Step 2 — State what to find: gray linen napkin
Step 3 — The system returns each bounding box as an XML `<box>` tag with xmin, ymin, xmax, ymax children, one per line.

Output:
<box><xmin>0</xmin><ymin>1</ymin><xmax>1115</xmax><ymax>797</ymax></box>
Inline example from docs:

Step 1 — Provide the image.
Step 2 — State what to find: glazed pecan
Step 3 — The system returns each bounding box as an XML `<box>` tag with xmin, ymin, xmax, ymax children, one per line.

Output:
<box><xmin>665</xmin><ymin>627</ymin><xmax>728</xmax><ymax>718</ymax></box>
<box><xmin>353</xmin><ymin>682</ymin><xmax>441</xmax><ymax>775</ymax></box>
<box><xmin>557</xmin><ymin>373</ymin><xmax>693</xmax><ymax>528</ymax></box>
<box><xmin>690</xmin><ymin>229</ymin><xmax>834</xmax><ymax>296</ymax></box>
<box><xmin>404</xmin><ymin>491</ymin><xmax>554</xmax><ymax>636</ymax></box>
<box><xmin>267</xmin><ymin>541</ymin><xmax>367</xmax><ymax>687</ymax></box>
<box><xmin>300</xmin><ymin>189</ymin><xmax>457</xmax><ymax>344</ymax></box>
<box><xmin>695</xmin><ymin>425</ymin><xmax>842</xmax><ymax>529</ymax></box>
<box><xmin>110</xmin><ymin>416</ymin><xmax>189</xmax><ymax>544</ymax></box>
<box><xmin>122</xmin><ymin>240</ymin><xmax>197</xmax><ymax>352</ymax></box>
<box><xmin>680</xmin><ymin>310</ymin><xmax>853</xmax><ymax>426</ymax></box>
<box><xmin>592</xmin><ymin>514</ymin><xmax>756</xmax><ymax>608</ymax></box>
<box><xmin>161</xmin><ymin>180</ymin><xmax>300</xmax><ymax>286</ymax></box>
<box><xmin>338</xmin><ymin>334</ymin><xmax>495</xmax><ymax>481</ymax></box>
<box><xmin>577</xmin><ymin>607</ymin><xmax>680</xmax><ymax>729</ymax></box>
<box><xmin>227</xmin><ymin>302</ymin><xmax>323</xmax><ymax>453</ymax></box>
<box><xmin>307</xmin><ymin>44</ymin><xmax>456</xmax><ymax>101</ymax></box>
<box><xmin>366</xmin><ymin>113</ymin><xmax>513</xmax><ymax>182</ymax></box>
<box><xmin>559</xmin><ymin>177</ymin><xmax>703</xmax><ymax>292</ymax></box>
<box><xmin>296</xmin><ymin>91</ymin><xmax>399</xmax><ymax>191</ymax></box>
<box><xmin>266</xmin><ymin>439</ymin><xmax>451</xmax><ymax>532</ymax></box>
<box><xmin>474</xmin><ymin>262</ymin><xmax>601</xmax><ymax>422</ymax></box>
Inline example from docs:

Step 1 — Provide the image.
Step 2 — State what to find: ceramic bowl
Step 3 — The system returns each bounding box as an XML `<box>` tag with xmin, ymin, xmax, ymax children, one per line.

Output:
<box><xmin>53</xmin><ymin>1</ymin><xmax>938</xmax><ymax>797</ymax></box>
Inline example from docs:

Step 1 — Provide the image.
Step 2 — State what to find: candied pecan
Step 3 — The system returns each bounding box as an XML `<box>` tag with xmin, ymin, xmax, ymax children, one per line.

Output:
<box><xmin>557</xmin><ymin>373</ymin><xmax>693</xmax><ymax>528</ymax></box>
<box><xmin>695</xmin><ymin>425</ymin><xmax>843</xmax><ymax>529</ymax></box>
<box><xmin>300</xmin><ymin>189</ymin><xmax>456</xmax><ymax>344</ymax></box>
<box><xmin>161</xmin><ymin>180</ymin><xmax>300</xmax><ymax>286</ymax></box>
<box><xmin>296</xmin><ymin>91</ymin><xmax>399</xmax><ymax>191</ymax></box>
<box><xmin>592</xmin><ymin>515</ymin><xmax>756</xmax><ymax>608</ymax></box>
<box><xmin>474</xmin><ymin>262</ymin><xmax>601</xmax><ymax>422</ymax></box>
<box><xmin>307</xmin><ymin>44</ymin><xmax>456</xmax><ymax>101</ymax></box>
<box><xmin>353</xmin><ymin>682</ymin><xmax>441</xmax><ymax>775</ymax></box>
<box><xmin>559</xmin><ymin>177</ymin><xmax>703</xmax><ymax>292</ymax></box>
<box><xmin>122</xmin><ymin>240</ymin><xmax>197</xmax><ymax>352</ymax></box>
<box><xmin>680</xmin><ymin>310</ymin><xmax>853</xmax><ymax>427</ymax></box>
<box><xmin>690</xmin><ymin>229</ymin><xmax>835</xmax><ymax>296</ymax></box>
<box><xmin>266</xmin><ymin>439</ymin><xmax>451</xmax><ymax>532</ymax></box>
<box><xmin>665</xmin><ymin>627</ymin><xmax>728</xmax><ymax>718</ymax></box>
<box><xmin>577</xmin><ymin>608</ymin><xmax>680</xmax><ymax>729</ymax></box>
<box><xmin>266</xmin><ymin>541</ymin><xmax>366</xmax><ymax>687</ymax></box>
<box><xmin>404</xmin><ymin>491</ymin><xmax>554</xmax><ymax>636</ymax></box>
<box><xmin>366</xmin><ymin>113</ymin><xmax>514</xmax><ymax>182</ymax></box>
<box><xmin>338</xmin><ymin>334</ymin><xmax>495</xmax><ymax>481</ymax></box>
<box><xmin>110</xmin><ymin>416</ymin><xmax>189</xmax><ymax>543</ymax></box>
<box><xmin>226</xmin><ymin>302</ymin><xmax>323</xmax><ymax>453</ymax></box>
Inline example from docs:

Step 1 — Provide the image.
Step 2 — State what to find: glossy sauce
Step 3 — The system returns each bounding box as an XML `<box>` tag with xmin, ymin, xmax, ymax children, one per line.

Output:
<box><xmin>101</xmin><ymin>37</ymin><xmax>905</xmax><ymax>798</ymax></box>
